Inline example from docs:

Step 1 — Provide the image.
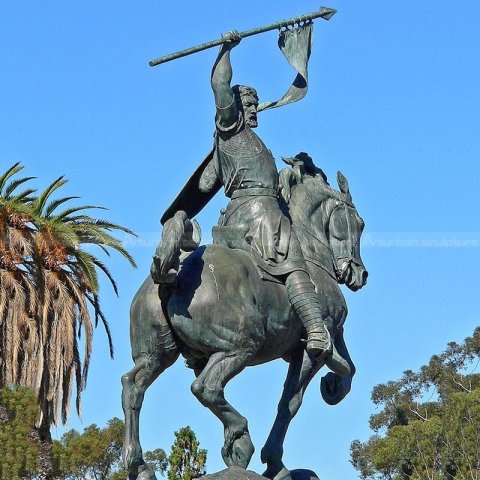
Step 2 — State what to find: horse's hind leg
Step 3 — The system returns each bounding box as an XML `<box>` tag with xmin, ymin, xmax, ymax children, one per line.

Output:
<box><xmin>191</xmin><ymin>350</ymin><xmax>255</xmax><ymax>469</ymax></box>
<box><xmin>122</xmin><ymin>344</ymin><xmax>179</xmax><ymax>480</ymax></box>
<box><xmin>261</xmin><ymin>350</ymin><xmax>322</xmax><ymax>480</ymax></box>
<box><xmin>122</xmin><ymin>278</ymin><xmax>180</xmax><ymax>480</ymax></box>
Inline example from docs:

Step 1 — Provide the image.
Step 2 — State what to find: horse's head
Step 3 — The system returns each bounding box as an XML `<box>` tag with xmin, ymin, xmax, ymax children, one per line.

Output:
<box><xmin>280</xmin><ymin>153</ymin><xmax>368</xmax><ymax>292</ymax></box>
<box><xmin>324</xmin><ymin>172</ymin><xmax>368</xmax><ymax>291</ymax></box>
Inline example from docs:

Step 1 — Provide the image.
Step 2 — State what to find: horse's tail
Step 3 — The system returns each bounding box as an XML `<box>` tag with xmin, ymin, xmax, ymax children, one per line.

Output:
<box><xmin>151</xmin><ymin>210</ymin><xmax>201</xmax><ymax>287</ymax></box>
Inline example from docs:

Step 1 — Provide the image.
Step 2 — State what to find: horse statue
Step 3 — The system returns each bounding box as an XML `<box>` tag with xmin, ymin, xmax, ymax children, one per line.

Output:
<box><xmin>122</xmin><ymin>160</ymin><xmax>368</xmax><ymax>480</ymax></box>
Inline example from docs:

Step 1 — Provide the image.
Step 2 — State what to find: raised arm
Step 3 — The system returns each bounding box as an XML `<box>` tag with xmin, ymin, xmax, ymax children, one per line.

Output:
<box><xmin>211</xmin><ymin>31</ymin><xmax>241</xmax><ymax>129</ymax></box>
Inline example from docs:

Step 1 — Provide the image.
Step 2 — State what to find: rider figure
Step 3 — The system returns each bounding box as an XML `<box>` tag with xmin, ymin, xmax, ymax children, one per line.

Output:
<box><xmin>205</xmin><ymin>31</ymin><xmax>333</xmax><ymax>358</ymax></box>
<box><xmin>155</xmin><ymin>32</ymin><xmax>332</xmax><ymax>359</ymax></box>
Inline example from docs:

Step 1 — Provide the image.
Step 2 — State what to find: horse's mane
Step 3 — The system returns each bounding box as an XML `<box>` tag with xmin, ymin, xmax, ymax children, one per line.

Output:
<box><xmin>279</xmin><ymin>153</ymin><xmax>353</xmax><ymax>207</ymax></box>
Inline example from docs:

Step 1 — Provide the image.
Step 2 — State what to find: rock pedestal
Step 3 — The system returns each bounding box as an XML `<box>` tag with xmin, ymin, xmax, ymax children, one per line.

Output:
<box><xmin>199</xmin><ymin>466</ymin><xmax>319</xmax><ymax>480</ymax></box>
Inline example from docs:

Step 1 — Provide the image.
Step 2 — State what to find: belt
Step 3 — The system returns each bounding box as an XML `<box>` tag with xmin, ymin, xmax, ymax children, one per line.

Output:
<box><xmin>231</xmin><ymin>187</ymin><xmax>278</xmax><ymax>199</ymax></box>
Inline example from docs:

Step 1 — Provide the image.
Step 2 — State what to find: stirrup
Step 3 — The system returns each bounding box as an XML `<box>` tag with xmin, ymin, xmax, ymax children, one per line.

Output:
<box><xmin>306</xmin><ymin>329</ymin><xmax>331</xmax><ymax>357</ymax></box>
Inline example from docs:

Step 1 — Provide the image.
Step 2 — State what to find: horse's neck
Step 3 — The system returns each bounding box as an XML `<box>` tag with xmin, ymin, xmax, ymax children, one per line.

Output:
<box><xmin>293</xmin><ymin>220</ymin><xmax>335</xmax><ymax>276</ymax></box>
<box><xmin>288</xmin><ymin>180</ymin><xmax>336</xmax><ymax>278</ymax></box>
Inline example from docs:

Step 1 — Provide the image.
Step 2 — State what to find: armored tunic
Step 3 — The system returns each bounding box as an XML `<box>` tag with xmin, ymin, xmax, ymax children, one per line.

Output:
<box><xmin>212</xmin><ymin>114</ymin><xmax>306</xmax><ymax>277</ymax></box>
<box><xmin>214</xmin><ymin>115</ymin><xmax>278</xmax><ymax>197</ymax></box>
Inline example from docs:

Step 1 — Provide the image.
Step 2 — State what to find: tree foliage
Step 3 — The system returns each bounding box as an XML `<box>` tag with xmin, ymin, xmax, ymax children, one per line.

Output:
<box><xmin>351</xmin><ymin>328</ymin><xmax>480</xmax><ymax>479</ymax></box>
<box><xmin>53</xmin><ymin>418</ymin><xmax>168</xmax><ymax>479</ymax></box>
<box><xmin>167</xmin><ymin>426</ymin><xmax>207</xmax><ymax>480</ymax></box>
<box><xmin>53</xmin><ymin>417</ymin><xmax>125</xmax><ymax>479</ymax></box>
<box><xmin>0</xmin><ymin>386</ymin><xmax>40</xmax><ymax>480</ymax></box>
<box><xmin>0</xmin><ymin>403</ymin><xmax>169</xmax><ymax>480</ymax></box>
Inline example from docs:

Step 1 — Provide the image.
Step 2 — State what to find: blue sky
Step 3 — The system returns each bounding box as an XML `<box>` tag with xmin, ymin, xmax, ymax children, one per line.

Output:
<box><xmin>1</xmin><ymin>1</ymin><xmax>479</xmax><ymax>478</ymax></box>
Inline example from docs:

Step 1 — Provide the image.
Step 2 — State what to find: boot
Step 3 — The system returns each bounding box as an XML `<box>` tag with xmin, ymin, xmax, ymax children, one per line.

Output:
<box><xmin>285</xmin><ymin>269</ymin><xmax>332</xmax><ymax>357</ymax></box>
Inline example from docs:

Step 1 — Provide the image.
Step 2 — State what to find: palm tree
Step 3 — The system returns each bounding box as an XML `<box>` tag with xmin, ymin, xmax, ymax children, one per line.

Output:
<box><xmin>1</xmin><ymin>164</ymin><xmax>136</xmax><ymax>479</ymax></box>
<box><xmin>31</xmin><ymin>175</ymin><xmax>136</xmax><ymax>426</ymax></box>
<box><xmin>0</xmin><ymin>163</ymin><xmax>38</xmax><ymax>394</ymax></box>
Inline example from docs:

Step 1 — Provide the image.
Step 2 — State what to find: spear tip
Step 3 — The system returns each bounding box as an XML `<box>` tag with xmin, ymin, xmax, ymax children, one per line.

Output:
<box><xmin>319</xmin><ymin>6</ymin><xmax>337</xmax><ymax>21</ymax></box>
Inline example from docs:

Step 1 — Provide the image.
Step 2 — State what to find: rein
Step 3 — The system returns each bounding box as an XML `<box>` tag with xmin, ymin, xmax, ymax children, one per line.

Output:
<box><xmin>326</xmin><ymin>198</ymin><xmax>359</xmax><ymax>280</ymax></box>
<box><xmin>294</xmin><ymin>223</ymin><xmax>338</xmax><ymax>281</ymax></box>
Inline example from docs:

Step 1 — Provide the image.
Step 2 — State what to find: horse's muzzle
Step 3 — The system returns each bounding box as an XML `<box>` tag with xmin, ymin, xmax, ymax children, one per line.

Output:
<box><xmin>345</xmin><ymin>261</ymin><xmax>368</xmax><ymax>291</ymax></box>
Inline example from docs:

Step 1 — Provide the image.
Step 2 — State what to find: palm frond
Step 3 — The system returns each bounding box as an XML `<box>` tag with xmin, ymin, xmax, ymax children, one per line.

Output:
<box><xmin>36</xmin><ymin>219</ymin><xmax>80</xmax><ymax>250</ymax></box>
<box><xmin>54</xmin><ymin>205</ymin><xmax>107</xmax><ymax>221</ymax></box>
<box><xmin>32</xmin><ymin>176</ymin><xmax>68</xmax><ymax>215</ymax></box>
<box><xmin>89</xmin><ymin>255</ymin><xmax>119</xmax><ymax>295</ymax></box>
<box><xmin>74</xmin><ymin>344</ymin><xmax>82</xmax><ymax>417</ymax></box>
<box><xmin>95</xmin><ymin>243</ymin><xmax>111</xmax><ymax>257</ymax></box>
<box><xmin>61</xmin><ymin>363</ymin><xmax>74</xmax><ymax>425</ymax></box>
<box><xmin>72</xmin><ymin>249</ymin><xmax>99</xmax><ymax>293</ymax></box>
<box><xmin>70</xmin><ymin>224</ymin><xmax>137</xmax><ymax>268</ymax></box>
<box><xmin>0</xmin><ymin>162</ymin><xmax>23</xmax><ymax>192</ymax></box>
<box><xmin>85</xmin><ymin>292</ymin><xmax>114</xmax><ymax>359</ymax></box>
<box><xmin>58</xmin><ymin>214</ymin><xmax>97</xmax><ymax>223</ymax></box>
<box><xmin>3</xmin><ymin>176</ymin><xmax>37</xmax><ymax>199</ymax></box>
<box><xmin>85</xmin><ymin>218</ymin><xmax>137</xmax><ymax>236</ymax></box>
<box><xmin>44</xmin><ymin>196</ymin><xmax>80</xmax><ymax>218</ymax></box>
<box><xmin>11</xmin><ymin>187</ymin><xmax>37</xmax><ymax>203</ymax></box>
<box><xmin>79</xmin><ymin>306</ymin><xmax>93</xmax><ymax>390</ymax></box>
<box><xmin>1</xmin><ymin>198</ymin><xmax>35</xmax><ymax>218</ymax></box>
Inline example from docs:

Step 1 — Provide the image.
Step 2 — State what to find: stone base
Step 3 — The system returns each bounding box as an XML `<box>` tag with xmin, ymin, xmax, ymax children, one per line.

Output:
<box><xmin>199</xmin><ymin>467</ymin><xmax>319</xmax><ymax>480</ymax></box>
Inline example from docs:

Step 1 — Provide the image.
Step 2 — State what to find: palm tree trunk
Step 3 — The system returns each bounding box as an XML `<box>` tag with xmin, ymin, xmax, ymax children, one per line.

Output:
<box><xmin>0</xmin><ymin>401</ymin><xmax>8</xmax><ymax>423</ymax></box>
<box><xmin>36</xmin><ymin>423</ymin><xmax>53</xmax><ymax>480</ymax></box>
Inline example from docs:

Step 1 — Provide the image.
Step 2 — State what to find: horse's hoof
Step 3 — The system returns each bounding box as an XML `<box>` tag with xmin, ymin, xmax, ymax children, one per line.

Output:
<box><xmin>320</xmin><ymin>371</ymin><xmax>351</xmax><ymax>405</ymax></box>
<box><xmin>260</xmin><ymin>444</ymin><xmax>283</xmax><ymax>465</ymax></box>
<box><xmin>123</xmin><ymin>444</ymin><xmax>142</xmax><ymax>471</ymax></box>
<box><xmin>137</xmin><ymin>464</ymin><xmax>158</xmax><ymax>480</ymax></box>
<box><xmin>221</xmin><ymin>445</ymin><xmax>233</xmax><ymax>467</ymax></box>
<box><xmin>231</xmin><ymin>431</ymin><xmax>254</xmax><ymax>468</ymax></box>
<box><xmin>263</xmin><ymin>466</ymin><xmax>292</xmax><ymax>480</ymax></box>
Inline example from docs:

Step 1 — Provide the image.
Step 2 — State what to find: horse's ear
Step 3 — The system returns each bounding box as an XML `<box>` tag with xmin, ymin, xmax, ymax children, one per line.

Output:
<box><xmin>337</xmin><ymin>171</ymin><xmax>350</xmax><ymax>195</ymax></box>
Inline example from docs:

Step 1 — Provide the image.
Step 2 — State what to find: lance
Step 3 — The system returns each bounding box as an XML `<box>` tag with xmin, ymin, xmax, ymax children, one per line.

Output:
<box><xmin>149</xmin><ymin>6</ymin><xmax>336</xmax><ymax>67</ymax></box>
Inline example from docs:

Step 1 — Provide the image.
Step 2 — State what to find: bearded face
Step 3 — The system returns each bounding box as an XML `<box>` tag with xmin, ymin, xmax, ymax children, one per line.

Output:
<box><xmin>242</xmin><ymin>94</ymin><xmax>259</xmax><ymax>128</ymax></box>
<box><xmin>233</xmin><ymin>85</ymin><xmax>259</xmax><ymax>128</ymax></box>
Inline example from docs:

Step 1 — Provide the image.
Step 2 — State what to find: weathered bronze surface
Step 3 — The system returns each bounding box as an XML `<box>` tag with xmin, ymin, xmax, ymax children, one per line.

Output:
<box><xmin>123</xmin><ymin>9</ymin><xmax>367</xmax><ymax>480</ymax></box>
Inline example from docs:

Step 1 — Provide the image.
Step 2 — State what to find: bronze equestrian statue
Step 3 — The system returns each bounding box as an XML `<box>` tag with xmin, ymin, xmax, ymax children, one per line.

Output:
<box><xmin>123</xmin><ymin>11</ymin><xmax>367</xmax><ymax>480</ymax></box>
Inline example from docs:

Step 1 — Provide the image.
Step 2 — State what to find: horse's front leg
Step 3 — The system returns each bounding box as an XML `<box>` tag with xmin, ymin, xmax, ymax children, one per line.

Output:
<box><xmin>321</xmin><ymin>326</ymin><xmax>356</xmax><ymax>405</ymax></box>
<box><xmin>191</xmin><ymin>349</ymin><xmax>255</xmax><ymax>469</ymax></box>
<box><xmin>261</xmin><ymin>350</ymin><xmax>322</xmax><ymax>480</ymax></box>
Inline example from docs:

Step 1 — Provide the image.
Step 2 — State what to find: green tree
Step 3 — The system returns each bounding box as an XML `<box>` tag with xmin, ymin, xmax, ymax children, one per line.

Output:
<box><xmin>0</xmin><ymin>163</ymin><xmax>136</xmax><ymax>479</ymax></box>
<box><xmin>0</xmin><ymin>386</ymin><xmax>40</xmax><ymax>480</ymax></box>
<box><xmin>167</xmin><ymin>426</ymin><xmax>207</xmax><ymax>480</ymax></box>
<box><xmin>145</xmin><ymin>449</ymin><xmax>169</xmax><ymax>477</ymax></box>
<box><xmin>54</xmin><ymin>417</ymin><xmax>126</xmax><ymax>479</ymax></box>
<box><xmin>53</xmin><ymin>418</ymin><xmax>167</xmax><ymax>480</ymax></box>
<box><xmin>351</xmin><ymin>328</ymin><xmax>480</xmax><ymax>480</ymax></box>
<box><xmin>0</xmin><ymin>403</ymin><xmax>168</xmax><ymax>480</ymax></box>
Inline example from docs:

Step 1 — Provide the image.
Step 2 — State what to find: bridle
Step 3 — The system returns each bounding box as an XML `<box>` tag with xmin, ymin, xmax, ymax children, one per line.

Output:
<box><xmin>297</xmin><ymin>194</ymin><xmax>359</xmax><ymax>283</ymax></box>
<box><xmin>325</xmin><ymin>196</ymin><xmax>361</xmax><ymax>282</ymax></box>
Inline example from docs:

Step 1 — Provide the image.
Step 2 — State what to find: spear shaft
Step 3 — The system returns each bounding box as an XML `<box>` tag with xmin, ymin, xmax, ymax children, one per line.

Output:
<box><xmin>149</xmin><ymin>6</ymin><xmax>336</xmax><ymax>67</ymax></box>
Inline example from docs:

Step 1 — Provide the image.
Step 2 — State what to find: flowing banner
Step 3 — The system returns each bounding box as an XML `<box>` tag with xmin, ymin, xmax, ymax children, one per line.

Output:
<box><xmin>258</xmin><ymin>22</ymin><xmax>313</xmax><ymax>112</ymax></box>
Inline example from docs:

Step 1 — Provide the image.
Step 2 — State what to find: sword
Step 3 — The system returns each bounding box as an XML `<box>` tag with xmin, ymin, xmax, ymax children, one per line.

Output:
<box><xmin>149</xmin><ymin>6</ymin><xmax>336</xmax><ymax>67</ymax></box>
